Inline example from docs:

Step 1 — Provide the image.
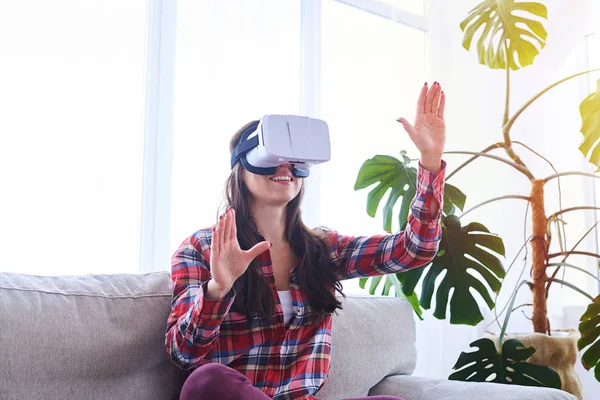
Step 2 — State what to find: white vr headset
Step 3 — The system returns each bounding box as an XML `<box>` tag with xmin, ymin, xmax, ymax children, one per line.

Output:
<box><xmin>230</xmin><ymin>114</ymin><xmax>331</xmax><ymax>178</ymax></box>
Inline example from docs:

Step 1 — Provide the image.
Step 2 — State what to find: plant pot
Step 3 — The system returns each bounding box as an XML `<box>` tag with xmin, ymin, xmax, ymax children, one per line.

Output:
<box><xmin>485</xmin><ymin>329</ymin><xmax>583</xmax><ymax>400</ymax></box>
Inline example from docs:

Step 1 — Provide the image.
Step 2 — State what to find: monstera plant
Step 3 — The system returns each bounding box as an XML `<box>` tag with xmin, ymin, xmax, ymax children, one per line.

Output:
<box><xmin>355</xmin><ymin>0</ymin><xmax>600</xmax><ymax>392</ymax></box>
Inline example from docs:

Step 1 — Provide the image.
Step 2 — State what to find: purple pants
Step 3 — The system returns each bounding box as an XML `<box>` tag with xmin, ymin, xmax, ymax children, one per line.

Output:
<box><xmin>180</xmin><ymin>363</ymin><xmax>404</xmax><ymax>400</ymax></box>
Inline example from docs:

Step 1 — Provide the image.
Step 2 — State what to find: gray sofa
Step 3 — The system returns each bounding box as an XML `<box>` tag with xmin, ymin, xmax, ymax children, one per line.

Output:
<box><xmin>0</xmin><ymin>272</ymin><xmax>576</xmax><ymax>400</ymax></box>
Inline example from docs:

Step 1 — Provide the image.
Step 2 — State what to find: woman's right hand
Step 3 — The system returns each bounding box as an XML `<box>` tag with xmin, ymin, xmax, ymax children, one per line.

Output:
<box><xmin>207</xmin><ymin>208</ymin><xmax>271</xmax><ymax>298</ymax></box>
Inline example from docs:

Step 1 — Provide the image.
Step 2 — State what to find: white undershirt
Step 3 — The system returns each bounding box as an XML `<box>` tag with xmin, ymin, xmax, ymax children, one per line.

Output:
<box><xmin>277</xmin><ymin>290</ymin><xmax>293</xmax><ymax>325</ymax></box>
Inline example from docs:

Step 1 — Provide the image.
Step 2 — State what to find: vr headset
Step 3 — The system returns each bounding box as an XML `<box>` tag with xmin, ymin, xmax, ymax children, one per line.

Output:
<box><xmin>230</xmin><ymin>114</ymin><xmax>331</xmax><ymax>178</ymax></box>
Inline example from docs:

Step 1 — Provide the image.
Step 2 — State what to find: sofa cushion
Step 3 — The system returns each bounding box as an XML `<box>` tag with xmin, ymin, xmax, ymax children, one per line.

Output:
<box><xmin>0</xmin><ymin>272</ymin><xmax>187</xmax><ymax>400</ymax></box>
<box><xmin>368</xmin><ymin>375</ymin><xmax>578</xmax><ymax>400</ymax></box>
<box><xmin>317</xmin><ymin>295</ymin><xmax>417</xmax><ymax>400</ymax></box>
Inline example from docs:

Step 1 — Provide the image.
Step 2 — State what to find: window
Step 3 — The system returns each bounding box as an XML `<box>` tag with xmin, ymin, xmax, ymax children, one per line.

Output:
<box><xmin>0</xmin><ymin>0</ymin><xmax>429</xmax><ymax>277</ymax></box>
<box><xmin>169</xmin><ymin>0</ymin><xmax>302</xmax><ymax>253</ymax></box>
<box><xmin>320</xmin><ymin>0</ymin><xmax>427</xmax><ymax>237</ymax></box>
<box><xmin>368</xmin><ymin>0</ymin><xmax>425</xmax><ymax>15</ymax></box>
<box><xmin>320</xmin><ymin>0</ymin><xmax>427</xmax><ymax>293</ymax></box>
<box><xmin>0</xmin><ymin>0</ymin><xmax>147</xmax><ymax>275</ymax></box>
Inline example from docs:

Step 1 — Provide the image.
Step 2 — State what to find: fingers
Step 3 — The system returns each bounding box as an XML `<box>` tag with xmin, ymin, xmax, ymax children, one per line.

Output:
<box><xmin>396</xmin><ymin>117</ymin><xmax>416</xmax><ymax>137</ymax></box>
<box><xmin>416</xmin><ymin>82</ymin><xmax>428</xmax><ymax>115</ymax></box>
<box><xmin>230</xmin><ymin>208</ymin><xmax>238</xmax><ymax>242</ymax></box>
<box><xmin>425</xmin><ymin>82</ymin><xmax>439</xmax><ymax>113</ymax></box>
<box><xmin>244</xmin><ymin>241</ymin><xmax>271</xmax><ymax>263</ymax></box>
<box><xmin>223</xmin><ymin>209</ymin><xmax>233</xmax><ymax>244</ymax></box>
<box><xmin>218</xmin><ymin>212</ymin><xmax>226</xmax><ymax>249</ymax></box>
<box><xmin>424</xmin><ymin>82</ymin><xmax>435</xmax><ymax>114</ymax></box>
<box><xmin>438</xmin><ymin>91</ymin><xmax>446</xmax><ymax>119</ymax></box>
<box><xmin>213</xmin><ymin>214</ymin><xmax>224</xmax><ymax>254</ymax></box>
<box><xmin>430</xmin><ymin>83</ymin><xmax>442</xmax><ymax>114</ymax></box>
<box><xmin>212</xmin><ymin>226</ymin><xmax>219</xmax><ymax>254</ymax></box>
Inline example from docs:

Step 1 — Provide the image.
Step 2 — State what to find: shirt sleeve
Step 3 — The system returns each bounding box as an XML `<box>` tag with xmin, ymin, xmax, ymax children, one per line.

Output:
<box><xmin>326</xmin><ymin>160</ymin><xmax>446</xmax><ymax>280</ymax></box>
<box><xmin>165</xmin><ymin>233</ymin><xmax>235</xmax><ymax>370</ymax></box>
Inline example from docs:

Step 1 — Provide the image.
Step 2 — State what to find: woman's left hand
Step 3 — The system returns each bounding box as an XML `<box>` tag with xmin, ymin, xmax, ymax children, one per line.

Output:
<box><xmin>397</xmin><ymin>82</ymin><xmax>446</xmax><ymax>173</ymax></box>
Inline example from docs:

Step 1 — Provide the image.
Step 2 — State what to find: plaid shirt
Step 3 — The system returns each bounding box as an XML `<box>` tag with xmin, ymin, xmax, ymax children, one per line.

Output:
<box><xmin>165</xmin><ymin>162</ymin><xmax>446</xmax><ymax>400</ymax></box>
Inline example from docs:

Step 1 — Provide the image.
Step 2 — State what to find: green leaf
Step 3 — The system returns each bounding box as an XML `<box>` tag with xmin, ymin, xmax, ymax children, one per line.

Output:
<box><xmin>444</xmin><ymin>184</ymin><xmax>466</xmax><ymax>215</ymax></box>
<box><xmin>359</xmin><ymin>275</ymin><xmax>424</xmax><ymax>320</ymax></box>
<box><xmin>382</xmin><ymin>277</ymin><xmax>393</xmax><ymax>296</ymax></box>
<box><xmin>358</xmin><ymin>277</ymin><xmax>368</xmax><ymax>289</ymax></box>
<box><xmin>354</xmin><ymin>155</ymin><xmax>417</xmax><ymax>233</ymax></box>
<box><xmin>369</xmin><ymin>276</ymin><xmax>383</xmax><ymax>295</ymax></box>
<box><xmin>388</xmin><ymin>274</ymin><xmax>423</xmax><ymax>321</ymax></box>
<box><xmin>578</xmin><ymin>295</ymin><xmax>600</xmax><ymax>382</ymax></box>
<box><xmin>460</xmin><ymin>0</ymin><xmax>548</xmax><ymax>70</ymax></box>
<box><xmin>420</xmin><ymin>215</ymin><xmax>506</xmax><ymax>325</ymax></box>
<box><xmin>445</xmin><ymin>184</ymin><xmax>467</xmax><ymax>211</ymax></box>
<box><xmin>449</xmin><ymin>338</ymin><xmax>561</xmax><ymax>389</ymax></box>
<box><xmin>397</xmin><ymin>267</ymin><xmax>426</xmax><ymax>297</ymax></box>
<box><xmin>355</xmin><ymin>154</ymin><xmax>468</xmax><ymax>232</ymax></box>
<box><xmin>578</xmin><ymin>80</ymin><xmax>600</xmax><ymax>171</ymax></box>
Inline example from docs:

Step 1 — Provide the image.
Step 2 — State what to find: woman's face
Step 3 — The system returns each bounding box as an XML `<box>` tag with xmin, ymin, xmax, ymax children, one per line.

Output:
<box><xmin>242</xmin><ymin>163</ymin><xmax>303</xmax><ymax>207</ymax></box>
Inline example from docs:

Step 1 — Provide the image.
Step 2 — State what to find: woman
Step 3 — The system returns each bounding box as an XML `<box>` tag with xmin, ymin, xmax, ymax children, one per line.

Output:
<box><xmin>166</xmin><ymin>82</ymin><xmax>447</xmax><ymax>400</ymax></box>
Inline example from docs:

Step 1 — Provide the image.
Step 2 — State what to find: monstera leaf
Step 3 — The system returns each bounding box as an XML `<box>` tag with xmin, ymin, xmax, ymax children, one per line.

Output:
<box><xmin>578</xmin><ymin>295</ymin><xmax>600</xmax><ymax>382</ymax></box>
<box><xmin>417</xmin><ymin>215</ymin><xmax>506</xmax><ymax>325</ymax></box>
<box><xmin>354</xmin><ymin>154</ymin><xmax>466</xmax><ymax>233</ymax></box>
<box><xmin>355</xmin><ymin>155</ymin><xmax>502</xmax><ymax>325</ymax></box>
<box><xmin>578</xmin><ymin>79</ymin><xmax>600</xmax><ymax>171</ymax></box>
<box><xmin>460</xmin><ymin>0</ymin><xmax>547</xmax><ymax>70</ymax></box>
<box><xmin>450</xmin><ymin>338</ymin><xmax>561</xmax><ymax>389</ymax></box>
<box><xmin>358</xmin><ymin>274</ymin><xmax>424</xmax><ymax>320</ymax></box>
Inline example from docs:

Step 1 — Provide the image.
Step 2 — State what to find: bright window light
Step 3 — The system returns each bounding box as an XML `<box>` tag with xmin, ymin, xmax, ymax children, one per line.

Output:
<box><xmin>170</xmin><ymin>0</ymin><xmax>302</xmax><ymax>253</ymax></box>
<box><xmin>0</xmin><ymin>1</ymin><xmax>147</xmax><ymax>275</ymax></box>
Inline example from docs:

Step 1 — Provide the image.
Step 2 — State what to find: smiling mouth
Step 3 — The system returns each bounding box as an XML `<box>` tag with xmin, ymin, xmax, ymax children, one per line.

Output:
<box><xmin>269</xmin><ymin>176</ymin><xmax>293</xmax><ymax>182</ymax></box>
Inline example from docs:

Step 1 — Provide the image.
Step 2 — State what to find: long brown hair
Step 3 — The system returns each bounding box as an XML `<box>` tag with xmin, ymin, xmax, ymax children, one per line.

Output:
<box><xmin>224</xmin><ymin>120</ymin><xmax>345</xmax><ymax>323</ymax></box>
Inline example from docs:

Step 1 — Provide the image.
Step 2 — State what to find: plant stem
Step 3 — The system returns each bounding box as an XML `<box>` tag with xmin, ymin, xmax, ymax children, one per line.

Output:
<box><xmin>499</xmin><ymin>280</ymin><xmax>530</xmax><ymax>347</ymax></box>
<box><xmin>504</xmin><ymin>39</ymin><xmax>510</xmax><ymax>127</ymax></box>
<box><xmin>513</xmin><ymin>141</ymin><xmax>565</xmax><ymax>251</ymax></box>
<box><xmin>445</xmin><ymin>143</ymin><xmax>506</xmax><ymax>180</ymax></box>
<box><xmin>512</xmin><ymin>303</ymin><xmax>533</xmax><ymax>312</ymax></box>
<box><xmin>548</xmin><ymin>206</ymin><xmax>600</xmax><ymax>220</ymax></box>
<box><xmin>486</xmin><ymin>236</ymin><xmax>531</xmax><ymax>332</ymax></box>
<box><xmin>546</xmin><ymin>262</ymin><xmax>600</xmax><ymax>283</ymax></box>
<box><xmin>530</xmin><ymin>179</ymin><xmax>549</xmax><ymax>333</ymax></box>
<box><xmin>458</xmin><ymin>195</ymin><xmax>530</xmax><ymax>219</ymax></box>
<box><xmin>546</xmin><ymin>220</ymin><xmax>600</xmax><ymax>297</ymax></box>
<box><xmin>501</xmin><ymin>38</ymin><xmax>524</xmax><ymax>172</ymax></box>
<box><xmin>544</xmin><ymin>171</ymin><xmax>600</xmax><ymax>183</ymax></box>
<box><xmin>504</xmin><ymin>67</ymin><xmax>600</xmax><ymax>134</ymax></box>
<box><xmin>548</xmin><ymin>251</ymin><xmax>600</xmax><ymax>259</ymax></box>
<box><xmin>546</xmin><ymin>278</ymin><xmax>595</xmax><ymax>301</ymax></box>
<box><xmin>444</xmin><ymin>151</ymin><xmax>534</xmax><ymax>179</ymax></box>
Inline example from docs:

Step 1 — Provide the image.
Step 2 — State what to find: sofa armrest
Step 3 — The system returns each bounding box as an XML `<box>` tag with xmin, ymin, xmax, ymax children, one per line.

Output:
<box><xmin>368</xmin><ymin>375</ymin><xmax>577</xmax><ymax>400</ymax></box>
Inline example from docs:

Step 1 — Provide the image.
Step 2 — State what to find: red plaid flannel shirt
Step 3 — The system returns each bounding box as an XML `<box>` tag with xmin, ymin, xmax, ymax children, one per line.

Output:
<box><xmin>165</xmin><ymin>161</ymin><xmax>446</xmax><ymax>399</ymax></box>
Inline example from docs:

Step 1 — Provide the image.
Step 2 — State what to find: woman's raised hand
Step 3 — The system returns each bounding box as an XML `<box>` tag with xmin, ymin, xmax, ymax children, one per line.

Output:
<box><xmin>396</xmin><ymin>82</ymin><xmax>446</xmax><ymax>173</ymax></box>
<box><xmin>208</xmin><ymin>208</ymin><xmax>271</xmax><ymax>297</ymax></box>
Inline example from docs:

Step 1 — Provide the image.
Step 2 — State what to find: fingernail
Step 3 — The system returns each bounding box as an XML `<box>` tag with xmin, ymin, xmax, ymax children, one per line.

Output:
<box><xmin>424</xmin><ymin>82</ymin><xmax>428</xmax><ymax>86</ymax></box>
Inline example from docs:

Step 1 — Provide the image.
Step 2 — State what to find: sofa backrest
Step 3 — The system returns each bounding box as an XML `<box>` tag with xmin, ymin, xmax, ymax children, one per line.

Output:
<box><xmin>317</xmin><ymin>294</ymin><xmax>417</xmax><ymax>399</ymax></box>
<box><xmin>0</xmin><ymin>272</ymin><xmax>187</xmax><ymax>400</ymax></box>
<box><xmin>0</xmin><ymin>272</ymin><xmax>416</xmax><ymax>400</ymax></box>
